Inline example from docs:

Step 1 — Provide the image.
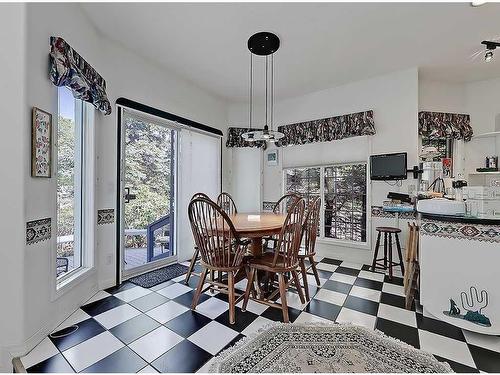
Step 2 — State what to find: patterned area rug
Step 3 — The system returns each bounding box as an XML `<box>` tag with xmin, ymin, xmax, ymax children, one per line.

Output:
<box><xmin>128</xmin><ymin>263</ymin><xmax>189</xmax><ymax>288</ymax></box>
<box><xmin>210</xmin><ymin>323</ymin><xmax>453</xmax><ymax>373</ymax></box>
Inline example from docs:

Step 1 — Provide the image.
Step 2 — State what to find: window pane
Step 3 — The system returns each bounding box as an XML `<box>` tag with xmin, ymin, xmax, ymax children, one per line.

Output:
<box><xmin>57</xmin><ymin>87</ymin><xmax>83</xmax><ymax>278</ymax></box>
<box><xmin>284</xmin><ymin>167</ymin><xmax>321</xmax><ymax>207</ymax></box>
<box><xmin>324</xmin><ymin>164</ymin><xmax>367</xmax><ymax>242</ymax></box>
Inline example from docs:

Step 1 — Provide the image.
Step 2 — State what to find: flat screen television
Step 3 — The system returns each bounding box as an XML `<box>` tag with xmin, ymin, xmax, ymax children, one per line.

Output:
<box><xmin>370</xmin><ymin>152</ymin><xmax>408</xmax><ymax>180</ymax></box>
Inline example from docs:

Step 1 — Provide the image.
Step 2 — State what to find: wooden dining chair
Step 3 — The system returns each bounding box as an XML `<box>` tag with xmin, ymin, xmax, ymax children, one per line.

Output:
<box><xmin>242</xmin><ymin>199</ymin><xmax>306</xmax><ymax>323</ymax></box>
<box><xmin>272</xmin><ymin>193</ymin><xmax>301</xmax><ymax>214</ymax></box>
<box><xmin>217</xmin><ymin>192</ymin><xmax>238</xmax><ymax>216</ymax></box>
<box><xmin>184</xmin><ymin>193</ymin><xmax>212</xmax><ymax>285</ymax></box>
<box><xmin>298</xmin><ymin>196</ymin><xmax>321</xmax><ymax>301</ymax></box>
<box><xmin>188</xmin><ymin>197</ymin><xmax>249</xmax><ymax>324</ymax></box>
<box><xmin>264</xmin><ymin>193</ymin><xmax>301</xmax><ymax>250</ymax></box>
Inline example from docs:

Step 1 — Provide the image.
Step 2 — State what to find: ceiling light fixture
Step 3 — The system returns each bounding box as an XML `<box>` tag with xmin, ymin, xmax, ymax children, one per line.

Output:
<box><xmin>471</xmin><ymin>1</ymin><xmax>486</xmax><ymax>6</ymax></box>
<box><xmin>481</xmin><ymin>40</ymin><xmax>500</xmax><ymax>63</ymax></box>
<box><xmin>241</xmin><ymin>32</ymin><xmax>284</xmax><ymax>144</ymax></box>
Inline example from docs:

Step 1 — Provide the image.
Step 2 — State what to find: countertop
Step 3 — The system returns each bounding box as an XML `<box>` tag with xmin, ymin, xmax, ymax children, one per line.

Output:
<box><xmin>419</xmin><ymin>212</ymin><xmax>500</xmax><ymax>225</ymax></box>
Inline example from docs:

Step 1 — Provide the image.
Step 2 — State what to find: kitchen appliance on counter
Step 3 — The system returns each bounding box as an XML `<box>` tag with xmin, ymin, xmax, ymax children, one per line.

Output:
<box><xmin>417</xmin><ymin>198</ymin><xmax>466</xmax><ymax>216</ymax></box>
<box><xmin>463</xmin><ymin>186</ymin><xmax>500</xmax><ymax>218</ymax></box>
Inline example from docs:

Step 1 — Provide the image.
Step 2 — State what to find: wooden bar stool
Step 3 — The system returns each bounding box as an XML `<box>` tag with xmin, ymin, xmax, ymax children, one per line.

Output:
<box><xmin>371</xmin><ymin>227</ymin><xmax>405</xmax><ymax>279</ymax></box>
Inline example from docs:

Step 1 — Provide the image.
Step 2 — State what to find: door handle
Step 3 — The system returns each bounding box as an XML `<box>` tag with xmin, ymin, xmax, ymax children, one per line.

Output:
<box><xmin>124</xmin><ymin>187</ymin><xmax>137</xmax><ymax>203</ymax></box>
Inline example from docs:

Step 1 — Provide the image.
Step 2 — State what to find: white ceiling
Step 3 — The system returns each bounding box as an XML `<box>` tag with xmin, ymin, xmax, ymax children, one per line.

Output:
<box><xmin>81</xmin><ymin>2</ymin><xmax>500</xmax><ymax>103</ymax></box>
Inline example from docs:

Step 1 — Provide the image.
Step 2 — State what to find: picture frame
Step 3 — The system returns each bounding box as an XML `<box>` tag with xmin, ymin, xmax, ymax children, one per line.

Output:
<box><xmin>267</xmin><ymin>149</ymin><xmax>279</xmax><ymax>166</ymax></box>
<box><xmin>31</xmin><ymin>107</ymin><xmax>52</xmax><ymax>178</ymax></box>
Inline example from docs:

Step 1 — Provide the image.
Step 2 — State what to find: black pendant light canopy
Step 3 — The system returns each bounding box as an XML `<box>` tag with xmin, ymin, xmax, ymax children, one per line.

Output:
<box><xmin>241</xmin><ymin>32</ymin><xmax>285</xmax><ymax>144</ymax></box>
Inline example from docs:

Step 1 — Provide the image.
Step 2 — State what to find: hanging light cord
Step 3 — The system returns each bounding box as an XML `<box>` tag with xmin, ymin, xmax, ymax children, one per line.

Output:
<box><xmin>271</xmin><ymin>53</ymin><xmax>274</xmax><ymax>132</ymax></box>
<box><xmin>265</xmin><ymin>55</ymin><xmax>268</xmax><ymax>130</ymax></box>
<box><xmin>249</xmin><ymin>52</ymin><xmax>253</xmax><ymax>130</ymax></box>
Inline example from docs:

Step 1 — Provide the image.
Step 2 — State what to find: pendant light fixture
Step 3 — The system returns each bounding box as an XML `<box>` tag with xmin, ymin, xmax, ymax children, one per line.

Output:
<box><xmin>241</xmin><ymin>32</ymin><xmax>285</xmax><ymax>144</ymax></box>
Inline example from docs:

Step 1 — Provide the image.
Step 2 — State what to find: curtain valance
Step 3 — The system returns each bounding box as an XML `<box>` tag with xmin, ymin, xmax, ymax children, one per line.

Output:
<box><xmin>276</xmin><ymin>110</ymin><xmax>375</xmax><ymax>147</ymax></box>
<box><xmin>225</xmin><ymin>127</ymin><xmax>267</xmax><ymax>149</ymax></box>
<box><xmin>226</xmin><ymin>110</ymin><xmax>375</xmax><ymax>148</ymax></box>
<box><xmin>49</xmin><ymin>36</ymin><xmax>111</xmax><ymax>115</ymax></box>
<box><xmin>418</xmin><ymin>111</ymin><xmax>473</xmax><ymax>141</ymax></box>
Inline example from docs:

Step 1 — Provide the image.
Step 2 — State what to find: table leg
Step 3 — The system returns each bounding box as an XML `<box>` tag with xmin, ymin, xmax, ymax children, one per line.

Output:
<box><xmin>251</xmin><ymin>237</ymin><xmax>264</xmax><ymax>257</ymax></box>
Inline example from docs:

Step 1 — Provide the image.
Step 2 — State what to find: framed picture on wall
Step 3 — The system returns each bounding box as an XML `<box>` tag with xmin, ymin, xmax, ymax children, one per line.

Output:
<box><xmin>31</xmin><ymin>107</ymin><xmax>52</xmax><ymax>178</ymax></box>
<box><xmin>267</xmin><ymin>149</ymin><xmax>279</xmax><ymax>166</ymax></box>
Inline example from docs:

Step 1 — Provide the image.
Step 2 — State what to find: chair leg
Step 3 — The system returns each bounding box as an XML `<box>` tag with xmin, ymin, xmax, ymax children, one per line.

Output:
<box><xmin>228</xmin><ymin>271</ymin><xmax>236</xmax><ymax>325</ymax></box>
<box><xmin>242</xmin><ymin>268</ymin><xmax>255</xmax><ymax>312</ymax></box>
<box><xmin>299</xmin><ymin>259</ymin><xmax>310</xmax><ymax>302</ymax></box>
<box><xmin>372</xmin><ymin>231</ymin><xmax>381</xmax><ymax>272</ymax></box>
<box><xmin>388</xmin><ymin>233</ymin><xmax>393</xmax><ymax>280</ymax></box>
<box><xmin>184</xmin><ymin>248</ymin><xmax>199</xmax><ymax>284</ymax></box>
<box><xmin>191</xmin><ymin>268</ymin><xmax>208</xmax><ymax>310</ymax></box>
<box><xmin>383</xmin><ymin>232</ymin><xmax>388</xmax><ymax>270</ymax></box>
<box><xmin>309</xmin><ymin>256</ymin><xmax>321</xmax><ymax>286</ymax></box>
<box><xmin>291</xmin><ymin>270</ymin><xmax>305</xmax><ymax>304</ymax></box>
<box><xmin>210</xmin><ymin>270</ymin><xmax>215</xmax><ymax>293</ymax></box>
<box><xmin>278</xmin><ymin>273</ymin><xmax>289</xmax><ymax>323</ymax></box>
<box><xmin>395</xmin><ymin>233</ymin><xmax>405</xmax><ymax>276</ymax></box>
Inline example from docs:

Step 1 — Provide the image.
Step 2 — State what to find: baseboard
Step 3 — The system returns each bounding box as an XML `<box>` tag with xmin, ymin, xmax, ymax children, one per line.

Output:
<box><xmin>5</xmin><ymin>285</ymin><xmax>98</xmax><ymax>366</ymax></box>
<box><xmin>315</xmin><ymin>245</ymin><xmax>372</xmax><ymax>265</ymax></box>
<box><xmin>98</xmin><ymin>278</ymin><xmax>117</xmax><ymax>290</ymax></box>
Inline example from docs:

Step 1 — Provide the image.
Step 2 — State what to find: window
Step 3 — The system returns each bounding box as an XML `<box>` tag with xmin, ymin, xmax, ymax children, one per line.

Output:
<box><xmin>56</xmin><ymin>87</ymin><xmax>93</xmax><ymax>281</ymax></box>
<box><xmin>284</xmin><ymin>167</ymin><xmax>320</xmax><ymax>206</ymax></box>
<box><xmin>324</xmin><ymin>164</ymin><xmax>367</xmax><ymax>242</ymax></box>
<box><xmin>421</xmin><ymin>137</ymin><xmax>453</xmax><ymax>161</ymax></box>
<box><xmin>284</xmin><ymin>163</ymin><xmax>367</xmax><ymax>244</ymax></box>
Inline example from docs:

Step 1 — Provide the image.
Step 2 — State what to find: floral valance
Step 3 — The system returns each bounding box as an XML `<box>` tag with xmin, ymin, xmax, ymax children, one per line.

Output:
<box><xmin>276</xmin><ymin>110</ymin><xmax>375</xmax><ymax>147</ymax></box>
<box><xmin>226</xmin><ymin>110</ymin><xmax>375</xmax><ymax>148</ymax></box>
<box><xmin>49</xmin><ymin>36</ymin><xmax>111</xmax><ymax>115</ymax></box>
<box><xmin>418</xmin><ymin>111</ymin><xmax>473</xmax><ymax>142</ymax></box>
<box><xmin>225</xmin><ymin>127</ymin><xmax>267</xmax><ymax>149</ymax></box>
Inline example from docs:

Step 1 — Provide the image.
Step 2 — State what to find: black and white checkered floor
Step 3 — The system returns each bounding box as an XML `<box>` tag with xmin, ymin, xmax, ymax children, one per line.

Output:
<box><xmin>21</xmin><ymin>257</ymin><xmax>500</xmax><ymax>373</ymax></box>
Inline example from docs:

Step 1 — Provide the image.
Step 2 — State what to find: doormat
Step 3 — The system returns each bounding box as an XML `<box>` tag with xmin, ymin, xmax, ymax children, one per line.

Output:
<box><xmin>128</xmin><ymin>263</ymin><xmax>189</xmax><ymax>288</ymax></box>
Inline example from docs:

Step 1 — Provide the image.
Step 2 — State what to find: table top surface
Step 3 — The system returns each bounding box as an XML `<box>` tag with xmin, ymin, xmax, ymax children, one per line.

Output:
<box><xmin>228</xmin><ymin>212</ymin><xmax>287</xmax><ymax>236</ymax></box>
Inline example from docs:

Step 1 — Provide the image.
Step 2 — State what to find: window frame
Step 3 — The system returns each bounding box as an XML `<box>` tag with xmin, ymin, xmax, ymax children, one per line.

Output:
<box><xmin>52</xmin><ymin>90</ymin><xmax>95</xmax><ymax>299</ymax></box>
<box><xmin>283</xmin><ymin>161</ymin><xmax>369</xmax><ymax>249</ymax></box>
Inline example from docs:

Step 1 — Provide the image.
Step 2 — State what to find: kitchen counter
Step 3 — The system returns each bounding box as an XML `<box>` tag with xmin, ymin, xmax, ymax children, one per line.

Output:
<box><xmin>419</xmin><ymin>212</ymin><xmax>500</xmax><ymax>225</ymax></box>
<box><xmin>419</xmin><ymin>213</ymin><xmax>500</xmax><ymax>334</ymax></box>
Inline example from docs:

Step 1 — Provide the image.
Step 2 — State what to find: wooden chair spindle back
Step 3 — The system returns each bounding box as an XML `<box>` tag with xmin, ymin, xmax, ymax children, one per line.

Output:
<box><xmin>188</xmin><ymin>198</ymin><xmax>245</xmax><ymax>269</ymax></box>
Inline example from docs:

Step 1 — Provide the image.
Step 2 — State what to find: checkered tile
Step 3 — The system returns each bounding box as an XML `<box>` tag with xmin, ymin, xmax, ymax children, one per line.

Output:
<box><xmin>21</xmin><ymin>258</ymin><xmax>500</xmax><ymax>373</ymax></box>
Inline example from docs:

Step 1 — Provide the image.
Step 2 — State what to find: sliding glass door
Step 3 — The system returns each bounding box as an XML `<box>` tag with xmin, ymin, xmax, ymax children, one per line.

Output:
<box><xmin>120</xmin><ymin>110</ymin><xmax>177</xmax><ymax>278</ymax></box>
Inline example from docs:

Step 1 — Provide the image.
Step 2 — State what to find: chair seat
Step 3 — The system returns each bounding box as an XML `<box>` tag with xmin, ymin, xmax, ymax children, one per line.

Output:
<box><xmin>376</xmin><ymin>226</ymin><xmax>401</xmax><ymax>233</ymax></box>
<box><xmin>248</xmin><ymin>252</ymin><xmax>298</xmax><ymax>272</ymax></box>
<box><xmin>297</xmin><ymin>247</ymin><xmax>316</xmax><ymax>258</ymax></box>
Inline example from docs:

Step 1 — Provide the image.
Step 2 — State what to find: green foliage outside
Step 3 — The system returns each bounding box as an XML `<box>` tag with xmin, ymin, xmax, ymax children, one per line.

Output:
<box><xmin>124</xmin><ymin>116</ymin><xmax>173</xmax><ymax>248</ymax></box>
<box><xmin>57</xmin><ymin>116</ymin><xmax>76</xmax><ymax>258</ymax></box>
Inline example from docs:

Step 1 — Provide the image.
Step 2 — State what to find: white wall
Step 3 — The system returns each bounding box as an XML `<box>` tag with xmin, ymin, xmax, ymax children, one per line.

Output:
<box><xmin>418</xmin><ymin>78</ymin><xmax>500</xmax><ymax>180</ymax></box>
<box><xmin>0</xmin><ymin>4</ymin><xmax>27</xmax><ymax>372</ymax></box>
<box><xmin>464</xmin><ymin>78</ymin><xmax>500</xmax><ymax>177</ymax></box>
<box><xmin>227</xmin><ymin>68</ymin><xmax>419</xmax><ymax>264</ymax></box>
<box><xmin>1</xmin><ymin>2</ymin><xmax>229</xmax><ymax>369</ymax></box>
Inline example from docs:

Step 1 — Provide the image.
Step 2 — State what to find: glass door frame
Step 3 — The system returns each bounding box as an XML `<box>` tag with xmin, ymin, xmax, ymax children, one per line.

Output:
<box><xmin>118</xmin><ymin>107</ymin><xmax>179</xmax><ymax>281</ymax></box>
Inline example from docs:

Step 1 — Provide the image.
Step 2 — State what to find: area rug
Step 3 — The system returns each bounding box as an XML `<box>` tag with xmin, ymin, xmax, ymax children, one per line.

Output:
<box><xmin>128</xmin><ymin>263</ymin><xmax>189</xmax><ymax>288</ymax></box>
<box><xmin>209</xmin><ymin>323</ymin><xmax>453</xmax><ymax>373</ymax></box>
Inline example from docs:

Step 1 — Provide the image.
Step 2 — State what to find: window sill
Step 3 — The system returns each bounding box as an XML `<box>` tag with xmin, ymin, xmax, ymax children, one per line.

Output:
<box><xmin>53</xmin><ymin>266</ymin><xmax>95</xmax><ymax>301</ymax></box>
<box><xmin>317</xmin><ymin>237</ymin><xmax>370</xmax><ymax>250</ymax></box>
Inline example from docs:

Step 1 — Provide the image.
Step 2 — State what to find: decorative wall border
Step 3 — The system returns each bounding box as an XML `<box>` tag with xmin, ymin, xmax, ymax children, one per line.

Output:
<box><xmin>421</xmin><ymin>217</ymin><xmax>500</xmax><ymax>243</ymax></box>
<box><xmin>26</xmin><ymin>218</ymin><xmax>51</xmax><ymax>245</ymax></box>
<box><xmin>371</xmin><ymin>206</ymin><xmax>416</xmax><ymax>220</ymax></box>
<box><xmin>97</xmin><ymin>209</ymin><xmax>115</xmax><ymax>225</ymax></box>
<box><xmin>263</xmin><ymin>201</ymin><xmax>276</xmax><ymax>212</ymax></box>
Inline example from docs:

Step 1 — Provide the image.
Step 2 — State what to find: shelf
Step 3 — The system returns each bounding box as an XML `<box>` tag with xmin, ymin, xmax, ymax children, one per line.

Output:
<box><xmin>472</xmin><ymin>131</ymin><xmax>500</xmax><ymax>139</ymax></box>
<box><xmin>469</xmin><ymin>171</ymin><xmax>500</xmax><ymax>175</ymax></box>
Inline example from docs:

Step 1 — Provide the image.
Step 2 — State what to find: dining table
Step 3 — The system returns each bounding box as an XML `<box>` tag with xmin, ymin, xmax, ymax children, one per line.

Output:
<box><xmin>228</xmin><ymin>212</ymin><xmax>287</xmax><ymax>256</ymax></box>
